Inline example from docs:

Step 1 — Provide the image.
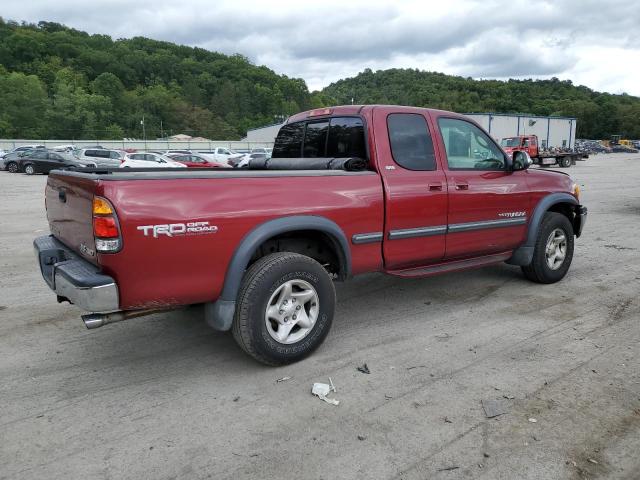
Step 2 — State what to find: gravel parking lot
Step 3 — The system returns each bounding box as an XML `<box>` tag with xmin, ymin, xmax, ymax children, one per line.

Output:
<box><xmin>1</xmin><ymin>154</ymin><xmax>639</xmax><ymax>480</ymax></box>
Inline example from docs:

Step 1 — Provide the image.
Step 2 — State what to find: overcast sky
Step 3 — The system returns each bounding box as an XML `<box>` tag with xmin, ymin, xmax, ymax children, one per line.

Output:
<box><xmin>5</xmin><ymin>0</ymin><xmax>640</xmax><ymax>95</ymax></box>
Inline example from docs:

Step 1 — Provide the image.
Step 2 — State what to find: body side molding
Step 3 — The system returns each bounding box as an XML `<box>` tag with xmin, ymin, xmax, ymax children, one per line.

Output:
<box><xmin>447</xmin><ymin>217</ymin><xmax>526</xmax><ymax>233</ymax></box>
<box><xmin>352</xmin><ymin>232</ymin><xmax>383</xmax><ymax>244</ymax></box>
<box><xmin>388</xmin><ymin>225</ymin><xmax>447</xmax><ymax>240</ymax></box>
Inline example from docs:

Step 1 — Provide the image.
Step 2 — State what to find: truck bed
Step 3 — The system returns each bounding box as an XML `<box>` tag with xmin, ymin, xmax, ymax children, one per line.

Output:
<box><xmin>45</xmin><ymin>168</ymin><xmax>384</xmax><ymax>310</ymax></box>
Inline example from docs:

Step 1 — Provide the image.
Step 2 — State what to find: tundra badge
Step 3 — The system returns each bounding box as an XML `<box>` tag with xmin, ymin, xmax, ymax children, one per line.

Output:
<box><xmin>498</xmin><ymin>211</ymin><xmax>526</xmax><ymax>218</ymax></box>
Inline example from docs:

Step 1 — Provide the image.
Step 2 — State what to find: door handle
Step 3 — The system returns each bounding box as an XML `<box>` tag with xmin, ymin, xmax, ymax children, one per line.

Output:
<box><xmin>428</xmin><ymin>182</ymin><xmax>443</xmax><ymax>191</ymax></box>
<box><xmin>455</xmin><ymin>182</ymin><xmax>469</xmax><ymax>190</ymax></box>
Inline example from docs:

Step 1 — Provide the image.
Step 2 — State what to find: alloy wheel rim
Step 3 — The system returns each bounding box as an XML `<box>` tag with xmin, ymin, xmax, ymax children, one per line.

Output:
<box><xmin>545</xmin><ymin>228</ymin><xmax>567</xmax><ymax>270</ymax></box>
<box><xmin>265</xmin><ymin>279</ymin><xmax>319</xmax><ymax>344</ymax></box>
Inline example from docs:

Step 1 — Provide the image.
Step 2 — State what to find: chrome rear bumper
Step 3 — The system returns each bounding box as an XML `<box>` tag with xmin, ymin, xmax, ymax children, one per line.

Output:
<box><xmin>34</xmin><ymin>235</ymin><xmax>119</xmax><ymax>313</ymax></box>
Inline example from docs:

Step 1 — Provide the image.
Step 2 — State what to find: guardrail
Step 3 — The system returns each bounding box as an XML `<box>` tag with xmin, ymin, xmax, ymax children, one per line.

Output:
<box><xmin>0</xmin><ymin>139</ymin><xmax>274</xmax><ymax>151</ymax></box>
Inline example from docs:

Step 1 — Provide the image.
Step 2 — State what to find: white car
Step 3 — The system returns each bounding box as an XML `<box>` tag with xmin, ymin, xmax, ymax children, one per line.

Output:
<box><xmin>120</xmin><ymin>152</ymin><xmax>187</xmax><ymax>168</ymax></box>
<box><xmin>197</xmin><ymin>147</ymin><xmax>237</xmax><ymax>163</ymax></box>
<box><xmin>233</xmin><ymin>152</ymin><xmax>269</xmax><ymax>169</ymax></box>
<box><xmin>251</xmin><ymin>147</ymin><xmax>273</xmax><ymax>158</ymax></box>
<box><xmin>52</xmin><ymin>144</ymin><xmax>77</xmax><ymax>152</ymax></box>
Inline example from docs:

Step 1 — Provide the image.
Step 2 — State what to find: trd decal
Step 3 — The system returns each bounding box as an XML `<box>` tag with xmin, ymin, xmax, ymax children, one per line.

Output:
<box><xmin>137</xmin><ymin>221</ymin><xmax>218</xmax><ymax>238</ymax></box>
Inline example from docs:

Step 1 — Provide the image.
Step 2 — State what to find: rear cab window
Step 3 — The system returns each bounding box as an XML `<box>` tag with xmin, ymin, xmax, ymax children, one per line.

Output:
<box><xmin>387</xmin><ymin>113</ymin><xmax>436</xmax><ymax>171</ymax></box>
<box><xmin>273</xmin><ymin>116</ymin><xmax>367</xmax><ymax>160</ymax></box>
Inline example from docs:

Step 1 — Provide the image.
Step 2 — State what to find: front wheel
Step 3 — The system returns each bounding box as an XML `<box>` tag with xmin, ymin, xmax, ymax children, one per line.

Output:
<box><xmin>232</xmin><ymin>252</ymin><xmax>336</xmax><ymax>365</ymax></box>
<box><xmin>6</xmin><ymin>162</ymin><xmax>18</xmax><ymax>173</ymax></box>
<box><xmin>522</xmin><ymin>212</ymin><xmax>574</xmax><ymax>283</ymax></box>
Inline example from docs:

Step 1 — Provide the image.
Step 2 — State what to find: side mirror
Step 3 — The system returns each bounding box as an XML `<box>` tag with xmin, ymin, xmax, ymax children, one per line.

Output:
<box><xmin>512</xmin><ymin>151</ymin><xmax>532</xmax><ymax>171</ymax></box>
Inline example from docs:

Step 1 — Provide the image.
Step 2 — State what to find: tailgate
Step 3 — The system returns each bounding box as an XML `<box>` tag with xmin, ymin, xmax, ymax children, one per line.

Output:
<box><xmin>46</xmin><ymin>172</ymin><xmax>99</xmax><ymax>265</ymax></box>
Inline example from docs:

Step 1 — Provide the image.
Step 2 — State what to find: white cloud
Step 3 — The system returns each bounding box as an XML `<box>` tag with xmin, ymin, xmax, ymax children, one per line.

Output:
<box><xmin>4</xmin><ymin>0</ymin><xmax>640</xmax><ymax>94</ymax></box>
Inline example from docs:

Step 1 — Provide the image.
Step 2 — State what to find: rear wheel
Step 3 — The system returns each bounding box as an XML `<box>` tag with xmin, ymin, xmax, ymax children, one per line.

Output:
<box><xmin>559</xmin><ymin>156</ymin><xmax>571</xmax><ymax>168</ymax></box>
<box><xmin>24</xmin><ymin>164</ymin><xmax>35</xmax><ymax>175</ymax></box>
<box><xmin>6</xmin><ymin>162</ymin><xmax>18</xmax><ymax>173</ymax></box>
<box><xmin>522</xmin><ymin>212</ymin><xmax>574</xmax><ymax>283</ymax></box>
<box><xmin>232</xmin><ymin>252</ymin><xmax>336</xmax><ymax>365</ymax></box>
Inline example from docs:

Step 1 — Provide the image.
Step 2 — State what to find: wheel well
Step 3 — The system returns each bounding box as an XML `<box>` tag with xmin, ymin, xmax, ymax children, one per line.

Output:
<box><xmin>249</xmin><ymin>230</ymin><xmax>346</xmax><ymax>280</ymax></box>
<box><xmin>547</xmin><ymin>202</ymin><xmax>577</xmax><ymax>231</ymax></box>
<box><xmin>547</xmin><ymin>202</ymin><xmax>574</xmax><ymax>221</ymax></box>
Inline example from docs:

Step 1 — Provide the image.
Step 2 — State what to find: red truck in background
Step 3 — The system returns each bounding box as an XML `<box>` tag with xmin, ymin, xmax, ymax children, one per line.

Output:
<box><xmin>500</xmin><ymin>134</ymin><xmax>588</xmax><ymax>168</ymax></box>
<box><xmin>34</xmin><ymin>105</ymin><xmax>587</xmax><ymax>365</ymax></box>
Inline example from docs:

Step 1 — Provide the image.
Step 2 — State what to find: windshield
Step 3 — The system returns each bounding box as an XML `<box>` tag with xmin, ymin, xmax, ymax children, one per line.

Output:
<box><xmin>500</xmin><ymin>137</ymin><xmax>521</xmax><ymax>147</ymax></box>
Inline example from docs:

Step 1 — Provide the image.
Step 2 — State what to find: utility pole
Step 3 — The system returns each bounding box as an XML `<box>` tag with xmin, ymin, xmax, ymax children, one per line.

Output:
<box><xmin>160</xmin><ymin>120</ymin><xmax>164</xmax><ymax>139</ymax></box>
<box><xmin>141</xmin><ymin>115</ymin><xmax>146</xmax><ymax>148</ymax></box>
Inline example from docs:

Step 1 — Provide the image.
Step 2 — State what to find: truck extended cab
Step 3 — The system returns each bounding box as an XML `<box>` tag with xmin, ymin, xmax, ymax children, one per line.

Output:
<box><xmin>34</xmin><ymin>106</ymin><xmax>587</xmax><ymax>365</ymax></box>
<box><xmin>500</xmin><ymin>134</ymin><xmax>587</xmax><ymax>168</ymax></box>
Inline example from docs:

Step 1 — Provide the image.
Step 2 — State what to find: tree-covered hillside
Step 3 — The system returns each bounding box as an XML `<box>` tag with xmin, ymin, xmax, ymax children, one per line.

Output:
<box><xmin>0</xmin><ymin>19</ymin><xmax>317</xmax><ymax>139</ymax></box>
<box><xmin>1</xmin><ymin>19</ymin><xmax>639</xmax><ymax>141</ymax></box>
<box><xmin>320</xmin><ymin>68</ymin><xmax>640</xmax><ymax>139</ymax></box>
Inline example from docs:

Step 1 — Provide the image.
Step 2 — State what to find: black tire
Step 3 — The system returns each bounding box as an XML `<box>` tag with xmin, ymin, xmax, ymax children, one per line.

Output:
<box><xmin>559</xmin><ymin>157</ymin><xmax>571</xmax><ymax>168</ymax></box>
<box><xmin>232</xmin><ymin>252</ymin><xmax>336</xmax><ymax>365</ymax></box>
<box><xmin>24</xmin><ymin>164</ymin><xmax>35</xmax><ymax>175</ymax></box>
<box><xmin>522</xmin><ymin>212</ymin><xmax>574</xmax><ymax>284</ymax></box>
<box><xmin>6</xmin><ymin>162</ymin><xmax>18</xmax><ymax>173</ymax></box>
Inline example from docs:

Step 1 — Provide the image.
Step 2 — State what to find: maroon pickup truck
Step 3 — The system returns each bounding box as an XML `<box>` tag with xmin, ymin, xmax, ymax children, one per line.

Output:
<box><xmin>34</xmin><ymin>105</ymin><xmax>586</xmax><ymax>365</ymax></box>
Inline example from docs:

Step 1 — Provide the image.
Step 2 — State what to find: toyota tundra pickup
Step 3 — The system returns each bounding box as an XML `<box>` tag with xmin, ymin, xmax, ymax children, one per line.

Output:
<box><xmin>34</xmin><ymin>105</ymin><xmax>587</xmax><ymax>365</ymax></box>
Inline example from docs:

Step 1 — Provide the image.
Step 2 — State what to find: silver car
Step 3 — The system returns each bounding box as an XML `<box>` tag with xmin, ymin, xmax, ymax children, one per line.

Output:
<box><xmin>74</xmin><ymin>148</ymin><xmax>124</xmax><ymax>168</ymax></box>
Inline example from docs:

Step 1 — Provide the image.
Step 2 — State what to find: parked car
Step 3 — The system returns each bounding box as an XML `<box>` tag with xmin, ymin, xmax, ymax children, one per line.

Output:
<box><xmin>232</xmin><ymin>152</ymin><xmax>268</xmax><ymax>168</ymax></box>
<box><xmin>74</xmin><ymin>148</ymin><xmax>125</xmax><ymax>168</ymax></box>
<box><xmin>120</xmin><ymin>152</ymin><xmax>187</xmax><ymax>168</ymax></box>
<box><xmin>150</xmin><ymin>150</ymin><xmax>193</xmax><ymax>156</ymax></box>
<box><xmin>0</xmin><ymin>144</ymin><xmax>45</xmax><ymax>159</ymax></box>
<box><xmin>251</xmin><ymin>147</ymin><xmax>272</xmax><ymax>158</ymax></box>
<box><xmin>52</xmin><ymin>144</ymin><xmax>77</xmax><ymax>152</ymax></box>
<box><xmin>2</xmin><ymin>150</ymin><xmax>35</xmax><ymax>172</ymax></box>
<box><xmin>197</xmin><ymin>147</ymin><xmax>237</xmax><ymax>163</ymax></box>
<box><xmin>34</xmin><ymin>105</ymin><xmax>587</xmax><ymax>365</ymax></box>
<box><xmin>166</xmin><ymin>153</ymin><xmax>230</xmax><ymax>168</ymax></box>
<box><xmin>18</xmin><ymin>150</ymin><xmax>93</xmax><ymax>174</ymax></box>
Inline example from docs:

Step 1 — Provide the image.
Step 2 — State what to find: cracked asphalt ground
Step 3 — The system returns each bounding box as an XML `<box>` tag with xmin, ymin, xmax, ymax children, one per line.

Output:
<box><xmin>1</xmin><ymin>154</ymin><xmax>639</xmax><ymax>480</ymax></box>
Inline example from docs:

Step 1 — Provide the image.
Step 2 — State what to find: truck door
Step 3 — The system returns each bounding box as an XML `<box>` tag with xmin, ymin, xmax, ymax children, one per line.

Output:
<box><xmin>374</xmin><ymin>109</ymin><xmax>448</xmax><ymax>270</ymax></box>
<box><xmin>434</xmin><ymin>116</ymin><xmax>530</xmax><ymax>259</ymax></box>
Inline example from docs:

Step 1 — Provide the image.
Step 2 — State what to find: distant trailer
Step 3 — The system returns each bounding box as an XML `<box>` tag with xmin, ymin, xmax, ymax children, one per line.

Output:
<box><xmin>465</xmin><ymin>113</ymin><xmax>577</xmax><ymax>150</ymax></box>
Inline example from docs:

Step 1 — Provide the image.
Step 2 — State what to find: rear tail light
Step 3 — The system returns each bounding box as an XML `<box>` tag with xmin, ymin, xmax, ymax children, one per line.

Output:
<box><xmin>92</xmin><ymin>196</ymin><xmax>121</xmax><ymax>253</ymax></box>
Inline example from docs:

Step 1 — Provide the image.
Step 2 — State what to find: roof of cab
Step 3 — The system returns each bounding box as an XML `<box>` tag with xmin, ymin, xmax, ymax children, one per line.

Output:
<box><xmin>286</xmin><ymin>105</ymin><xmax>469</xmax><ymax>123</ymax></box>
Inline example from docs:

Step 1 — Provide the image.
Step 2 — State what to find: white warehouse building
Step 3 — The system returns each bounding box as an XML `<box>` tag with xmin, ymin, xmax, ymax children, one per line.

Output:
<box><xmin>465</xmin><ymin>113</ymin><xmax>577</xmax><ymax>149</ymax></box>
<box><xmin>241</xmin><ymin>112</ymin><xmax>577</xmax><ymax>150</ymax></box>
<box><xmin>241</xmin><ymin>122</ymin><xmax>285</xmax><ymax>143</ymax></box>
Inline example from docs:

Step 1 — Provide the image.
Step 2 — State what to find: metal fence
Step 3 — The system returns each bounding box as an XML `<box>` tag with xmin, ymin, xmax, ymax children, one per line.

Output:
<box><xmin>0</xmin><ymin>139</ymin><xmax>274</xmax><ymax>151</ymax></box>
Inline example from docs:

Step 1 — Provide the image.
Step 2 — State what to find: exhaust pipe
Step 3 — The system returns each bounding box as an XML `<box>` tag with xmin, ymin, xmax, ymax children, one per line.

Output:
<box><xmin>82</xmin><ymin>308</ymin><xmax>173</xmax><ymax>329</ymax></box>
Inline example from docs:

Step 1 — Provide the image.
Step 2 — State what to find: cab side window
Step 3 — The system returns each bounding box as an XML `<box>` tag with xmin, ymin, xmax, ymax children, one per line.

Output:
<box><xmin>438</xmin><ymin>118</ymin><xmax>505</xmax><ymax>171</ymax></box>
<box><xmin>302</xmin><ymin>121</ymin><xmax>329</xmax><ymax>158</ymax></box>
<box><xmin>272</xmin><ymin>123</ymin><xmax>305</xmax><ymax>158</ymax></box>
<box><xmin>387</xmin><ymin>113</ymin><xmax>436</xmax><ymax>170</ymax></box>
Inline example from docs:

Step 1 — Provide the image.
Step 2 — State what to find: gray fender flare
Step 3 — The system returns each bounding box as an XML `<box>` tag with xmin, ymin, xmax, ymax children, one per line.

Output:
<box><xmin>205</xmin><ymin>215</ymin><xmax>351</xmax><ymax>331</ymax></box>
<box><xmin>507</xmin><ymin>193</ymin><xmax>578</xmax><ymax>266</ymax></box>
